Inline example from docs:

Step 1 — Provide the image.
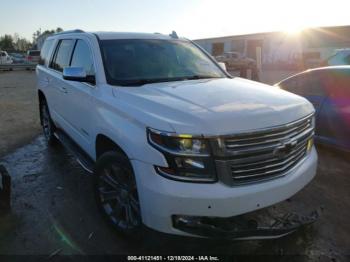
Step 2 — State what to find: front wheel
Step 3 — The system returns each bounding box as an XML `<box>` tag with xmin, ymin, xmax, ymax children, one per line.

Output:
<box><xmin>94</xmin><ymin>151</ymin><xmax>143</xmax><ymax>239</ymax></box>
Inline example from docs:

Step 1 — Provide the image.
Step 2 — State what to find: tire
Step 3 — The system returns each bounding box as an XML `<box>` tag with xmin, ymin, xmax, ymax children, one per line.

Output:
<box><xmin>40</xmin><ymin>101</ymin><xmax>58</xmax><ymax>145</ymax></box>
<box><xmin>94</xmin><ymin>151</ymin><xmax>143</xmax><ymax>239</ymax></box>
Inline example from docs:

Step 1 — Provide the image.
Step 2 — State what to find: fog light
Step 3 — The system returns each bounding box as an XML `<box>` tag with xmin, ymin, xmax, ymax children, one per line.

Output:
<box><xmin>307</xmin><ymin>138</ymin><xmax>313</xmax><ymax>152</ymax></box>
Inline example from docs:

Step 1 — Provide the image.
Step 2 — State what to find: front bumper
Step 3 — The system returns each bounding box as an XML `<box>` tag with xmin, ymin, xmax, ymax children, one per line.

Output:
<box><xmin>132</xmin><ymin>147</ymin><xmax>317</xmax><ymax>238</ymax></box>
<box><xmin>172</xmin><ymin>210</ymin><xmax>318</xmax><ymax>240</ymax></box>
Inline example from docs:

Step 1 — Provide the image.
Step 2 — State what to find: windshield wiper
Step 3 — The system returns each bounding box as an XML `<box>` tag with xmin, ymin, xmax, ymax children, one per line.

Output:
<box><xmin>120</xmin><ymin>79</ymin><xmax>164</xmax><ymax>86</ymax></box>
<box><xmin>184</xmin><ymin>75</ymin><xmax>222</xmax><ymax>80</ymax></box>
<box><xmin>119</xmin><ymin>75</ymin><xmax>222</xmax><ymax>86</ymax></box>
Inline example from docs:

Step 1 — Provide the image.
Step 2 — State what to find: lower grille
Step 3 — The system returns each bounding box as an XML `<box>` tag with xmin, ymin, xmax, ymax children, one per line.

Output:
<box><xmin>216</xmin><ymin>114</ymin><xmax>314</xmax><ymax>185</ymax></box>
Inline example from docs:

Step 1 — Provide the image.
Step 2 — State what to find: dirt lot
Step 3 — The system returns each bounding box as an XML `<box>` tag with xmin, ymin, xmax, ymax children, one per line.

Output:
<box><xmin>0</xmin><ymin>71</ymin><xmax>41</xmax><ymax>158</ymax></box>
<box><xmin>0</xmin><ymin>70</ymin><xmax>349</xmax><ymax>260</ymax></box>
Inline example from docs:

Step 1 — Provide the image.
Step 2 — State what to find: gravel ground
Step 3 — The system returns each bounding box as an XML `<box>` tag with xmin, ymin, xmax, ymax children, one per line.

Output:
<box><xmin>0</xmin><ymin>71</ymin><xmax>41</xmax><ymax>158</ymax></box>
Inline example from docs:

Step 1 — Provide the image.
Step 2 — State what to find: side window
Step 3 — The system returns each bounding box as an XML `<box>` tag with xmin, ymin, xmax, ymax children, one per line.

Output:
<box><xmin>280</xmin><ymin>75</ymin><xmax>307</xmax><ymax>96</ymax></box>
<box><xmin>326</xmin><ymin>69</ymin><xmax>350</xmax><ymax>98</ymax></box>
<box><xmin>70</xmin><ymin>40</ymin><xmax>95</xmax><ymax>75</ymax></box>
<box><xmin>306</xmin><ymin>72</ymin><xmax>325</xmax><ymax>96</ymax></box>
<box><xmin>51</xmin><ymin>39</ymin><xmax>75</xmax><ymax>72</ymax></box>
<box><xmin>39</xmin><ymin>39</ymin><xmax>54</xmax><ymax>66</ymax></box>
<box><xmin>344</xmin><ymin>54</ymin><xmax>350</xmax><ymax>64</ymax></box>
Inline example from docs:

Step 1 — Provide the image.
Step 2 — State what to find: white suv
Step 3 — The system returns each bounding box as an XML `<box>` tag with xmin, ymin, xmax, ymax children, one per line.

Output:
<box><xmin>36</xmin><ymin>30</ymin><xmax>317</xmax><ymax>239</ymax></box>
<box><xmin>0</xmin><ymin>51</ymin><xmax>13</xmax><ymax>64</ymax></box>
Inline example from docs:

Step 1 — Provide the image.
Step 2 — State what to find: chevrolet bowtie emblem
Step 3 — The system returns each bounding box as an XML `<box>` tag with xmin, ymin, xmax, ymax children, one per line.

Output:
<box><xmin>273</xmin><ymin>140</ymin><xmax>298</xmax><ymax>158</ymax></box>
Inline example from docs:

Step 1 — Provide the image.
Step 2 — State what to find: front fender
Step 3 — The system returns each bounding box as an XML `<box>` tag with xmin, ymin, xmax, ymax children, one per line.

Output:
<box><xmin>94</xmin><ymin>106</ymin><xmax>168</xmax><ymax>167</ymax></box>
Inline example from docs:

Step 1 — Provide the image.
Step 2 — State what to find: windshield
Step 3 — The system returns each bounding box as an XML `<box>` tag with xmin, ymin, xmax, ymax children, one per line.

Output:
<box><xmin>100</xmin><ymin>39</ymin><xmax>227</xmax><ymax>86</ymax></box>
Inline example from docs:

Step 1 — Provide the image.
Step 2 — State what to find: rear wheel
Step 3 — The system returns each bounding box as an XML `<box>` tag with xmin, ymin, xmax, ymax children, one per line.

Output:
<box><xmin>40</xmin><ymin>102</ymin><xmax>58</xmax><ymax>145</ymax></box>
<box><xmin>94</xmin><ymin>151</ymin><xmax>143</xmax><ymax>239</ymax></box>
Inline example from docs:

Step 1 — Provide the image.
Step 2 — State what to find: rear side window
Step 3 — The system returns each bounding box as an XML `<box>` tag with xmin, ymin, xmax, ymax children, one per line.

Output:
<box><xmin>39</xmin><ymin>40</ymin><xmax>54</xmax><ymax>66</ymax></box>
<box><xmin>324</xmin><ymin>69</ymin><xmax>350</xmax><ymax>98</ymax></box>
<box><xmin>344</xmin><ymin>55</ymin><xmax>350</xmax><ymax>64</ymax></box>
<box><xmin>51</xmin><ymin>39</ymin><xmax>75</xmax><ymax>72</ymax></box>
<box><xmin>304</xmin><ymin>71</ymin><xmax>325</xmax><ymax>96</ymax></box>
<box><xmin>70</xmin><ymin>40</ymin><xmax>95</xmax><ymax>75</ymax></box>
<box><xmin>280</xmin><ymin>72</ymin><xmax>327</xmax><ymax>96</ymax></box>
<box><xmin>279</xmin><ymin>74</ymin><xmax>307</xmax><ymax>96</ymax></box>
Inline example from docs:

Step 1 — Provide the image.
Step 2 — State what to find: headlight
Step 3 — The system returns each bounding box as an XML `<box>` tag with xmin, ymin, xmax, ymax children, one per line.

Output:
<box><xmin>147</xmin><ymin>128</ymin><xmax>216</xmax><ymax>182</ymax></box>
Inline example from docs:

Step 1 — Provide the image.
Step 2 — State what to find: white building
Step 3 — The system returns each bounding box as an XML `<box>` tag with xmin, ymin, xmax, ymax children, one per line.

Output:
<box><xmin>195</xmin><ymin>25</ymin><xmax>350</xmax><ymax>69</ymax></box>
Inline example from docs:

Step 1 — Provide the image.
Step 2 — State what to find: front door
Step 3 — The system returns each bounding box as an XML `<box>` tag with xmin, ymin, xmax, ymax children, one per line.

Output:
<box><xmin>60</xmin><ymin>39</ymin><xmax>96</xmax><ymax>153</ymax></box>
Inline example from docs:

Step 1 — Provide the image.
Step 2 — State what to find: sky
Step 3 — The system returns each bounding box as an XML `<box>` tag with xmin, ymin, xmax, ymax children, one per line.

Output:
<box><xmin>0</xmin><ymin>0</ymin><xmax>350</xmax><ymax>40</ymax></box>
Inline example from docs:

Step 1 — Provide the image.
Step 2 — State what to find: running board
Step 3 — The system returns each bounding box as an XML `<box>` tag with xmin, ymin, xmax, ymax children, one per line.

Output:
<box><xmin>54</xmin><ymin>130</ymin><xmax>95</xmax><ymax>174</ymax></box>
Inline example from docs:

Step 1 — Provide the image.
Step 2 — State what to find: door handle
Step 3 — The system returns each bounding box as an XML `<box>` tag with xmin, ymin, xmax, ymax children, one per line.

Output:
<box><xmin>61</xmin><ymin>86</ymin><xmax>68</xmax><ymax>93</ymax></box>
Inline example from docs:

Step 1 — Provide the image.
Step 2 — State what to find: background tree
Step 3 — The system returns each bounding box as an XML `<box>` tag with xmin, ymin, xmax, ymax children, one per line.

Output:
<box><xmin>0</xmin><ymin>35</ymin><xmax>15</xmax><ymax>50</ymax></box>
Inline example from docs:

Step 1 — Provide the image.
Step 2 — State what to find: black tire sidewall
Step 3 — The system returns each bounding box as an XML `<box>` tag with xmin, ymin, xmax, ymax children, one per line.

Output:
<box><xmin>40</xmin><ymin>102</ymin><xmax>58</xmax><ymax>145</ymax></box>
<box><xmin>94</xmin><ymin>151</ymin><xmax>144</xmax><ymax>240</ymax></box>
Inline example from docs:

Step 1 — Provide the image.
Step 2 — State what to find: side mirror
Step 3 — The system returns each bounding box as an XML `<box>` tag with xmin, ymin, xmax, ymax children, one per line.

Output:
<box><xmin>218</xmin><ymin>62</ymin><xmax>227</xmax><ymax>71</ymax></box>
<box><xmin>63</xmin><ymin>67</ymin><xmax>95</xmax><ymax>84</ymax></box>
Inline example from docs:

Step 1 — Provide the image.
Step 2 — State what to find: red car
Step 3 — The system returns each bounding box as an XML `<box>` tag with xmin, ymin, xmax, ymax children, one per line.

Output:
<box><xmin>26</xmin><ymin>50</ymin><xmax>40</xmax><ymax>64</ymax></box>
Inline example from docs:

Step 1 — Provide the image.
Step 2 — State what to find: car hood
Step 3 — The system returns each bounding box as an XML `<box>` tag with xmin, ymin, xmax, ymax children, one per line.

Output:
<box><xmin>112</xmin><ymin>78</ymin><xmax>314</xmax><ymax>135</ymax></box>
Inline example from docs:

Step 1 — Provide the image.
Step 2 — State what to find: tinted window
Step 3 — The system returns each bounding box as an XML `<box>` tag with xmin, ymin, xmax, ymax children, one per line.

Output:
<box><xmin>281</xmin><ymin>72</ymin><xmax>327</xmax><ymax>96</ymax></box>
<box><xmin>100</xmin><ymin>39</ymin><xmax>226</xmax><ymax>86</ymax></box>
<box><xmin>344</xmin><ymin>55</ymin><xmax>350</xmax><ymax>64</ymax></box>
<box><xmin>51</xmin><ymin>40</ymin><xmax>75</xmax><ymax>72</ymax></box>
<box><xmin>39</xmin><ymin>40</ymin><xmax>54</xmax><ymax>66</ymax></box>
<box><xmin>324</xmin><ymin>69</ymin><xmax>350</xmax><ymax>98</ymax></box>
<box><xmin>280</xmin><ymin>74</ymin><xmax>307</xmax><ymax>96</ymax></box>
<box><xmin>70</xmin><ymin>40</ymin><xmax>94</xmax><ymax>75</ymax></box>
<box><xmin>29</xmin><ymin>51</ymin><xmax>40</xmax><ymax>56</ymax></box>
<box><xmin>305</xmin><ymin>71</ymin><xmax>325</xmax><ymax>96</ymax></box>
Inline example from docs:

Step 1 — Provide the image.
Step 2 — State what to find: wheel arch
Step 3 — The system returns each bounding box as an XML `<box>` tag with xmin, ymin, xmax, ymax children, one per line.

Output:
<box><xmin>95</xmin><ymin>134</ymin><xmax>129</xmax><ymax>160</ymax></box>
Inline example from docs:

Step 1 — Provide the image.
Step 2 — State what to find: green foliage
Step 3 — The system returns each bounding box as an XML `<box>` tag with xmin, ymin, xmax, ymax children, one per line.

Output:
<box><xmin>0</xmin><ymin>27</ymin><xmax>63</xmax><ymax>51</ymax></box>
<box><xmin>0</xmin><ymin>35</ymin><xmax>14</xmax><ymax>50</ymax></box>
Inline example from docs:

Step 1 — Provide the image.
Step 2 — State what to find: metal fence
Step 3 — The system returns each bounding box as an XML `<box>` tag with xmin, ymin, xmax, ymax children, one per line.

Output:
<box><xmin>0</xmin><ymin>63</ymin><xmax>36</xmax><ymax>71</ymax></box>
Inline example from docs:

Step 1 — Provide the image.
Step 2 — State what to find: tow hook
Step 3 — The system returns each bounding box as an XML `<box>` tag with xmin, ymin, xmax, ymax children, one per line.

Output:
<box><xmin>0</xmin><ymin>165</ymin><xmax>11</xmax><ymax>212</ymax></box>
<box><xmin>173</xmin><ymin>210</ymin><xmax>319</xmax><ymax>240</ymax></box>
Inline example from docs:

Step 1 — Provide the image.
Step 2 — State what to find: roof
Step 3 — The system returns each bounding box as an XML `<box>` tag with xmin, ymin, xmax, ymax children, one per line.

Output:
<box><xmin>48</xmin><ymin>30</ymin><xmax>185</xmax><ymax>41</ymax></box>
<box><xmin>93</xmin><ymin>31</ymin><xmax>184</xmax><ymax>40</ymax></box>
<box><xmin>306</xmin><ymin>65</ymin><xmax>350</xmax><ymax>72</ymax></box>
<box><xmin>276</xmin><ymin>65</ymin><xmax>350</xmax><ymax>84</ymax></box>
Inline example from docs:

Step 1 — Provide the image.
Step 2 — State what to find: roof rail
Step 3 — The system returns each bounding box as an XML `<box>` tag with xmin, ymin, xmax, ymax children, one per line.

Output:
<box><xmin>54</xmin><ymin>29</ymin><xmax>85</xmax><ymax>35</ymax></box>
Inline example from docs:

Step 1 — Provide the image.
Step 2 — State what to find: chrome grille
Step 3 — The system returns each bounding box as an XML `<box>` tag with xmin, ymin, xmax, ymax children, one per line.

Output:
<box><xmin>219</xmin><ymin>115</ymin><xmax>314</xmax><ymax>184</ymax></box>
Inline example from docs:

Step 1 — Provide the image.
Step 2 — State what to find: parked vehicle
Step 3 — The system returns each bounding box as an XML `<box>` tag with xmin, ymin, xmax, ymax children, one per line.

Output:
<box><xmin>26</xmin><ymin>50</ymin><xmax>40</xmax><ymax>64</ymax></box>
<box><xmin>276</xmin><ymin>66</ymin><xmax>350</xmax><ymax>151</ymax></box>
<box><xmin>37</xmin><ymin>30</ymin><xmax>317</xmax><ymax>240</ymax></box>
<box><xmin>0</xmin><ymin>51</ymin><xmax>13</xmax><ymax>64</ymax></box>
<box><xmin>324</xmin><ymin>49</ymin><xmax>350</xmax><ymax>66</ymax></box>
<box><xmin>215</xmin><ymin>51</ymin><xmax>256</xmax><ymax>69</ymax></box>
<box><xmin>9</xmin><ymin>53</ymin><xmax>26</xmax><ymax>64</ymax></box>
